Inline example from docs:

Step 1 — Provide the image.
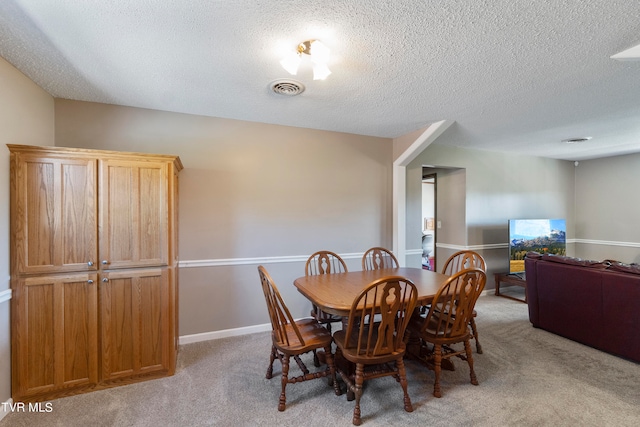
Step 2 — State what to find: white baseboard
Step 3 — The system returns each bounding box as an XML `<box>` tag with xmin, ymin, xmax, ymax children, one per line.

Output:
<box><xmin>179</xmin><ymin>322</ymin><xmax>271</xmax><ymax>345</ymax></box>
<box><xmin>0</xmin><ymin>398</ymin><xmax>13</xmax><ymax>422</ymax></box>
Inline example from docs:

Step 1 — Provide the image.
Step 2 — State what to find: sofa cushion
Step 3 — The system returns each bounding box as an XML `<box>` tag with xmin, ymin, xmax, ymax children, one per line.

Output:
<box><xmin>541</xmin><ymin>254</ymin><xmax>610</xmax><ymax>269</ymax></box>
<box><xmin>606</xmin><ymin>261</ymin><xmax>640</xmax><ymax>275</ymax></box>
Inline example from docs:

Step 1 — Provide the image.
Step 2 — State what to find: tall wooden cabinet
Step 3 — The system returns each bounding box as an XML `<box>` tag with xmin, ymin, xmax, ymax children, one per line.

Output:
<box><xmin>8</xmin><ymin>144</ymin><xmax>182</xmax><ymax>402</ymax></box>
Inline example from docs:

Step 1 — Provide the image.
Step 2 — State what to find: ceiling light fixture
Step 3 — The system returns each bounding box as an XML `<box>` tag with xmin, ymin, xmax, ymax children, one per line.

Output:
<box><xmin>280</xmin><ymin>40</ymin><xmax>332</xmax><ymax>80</ymax></box>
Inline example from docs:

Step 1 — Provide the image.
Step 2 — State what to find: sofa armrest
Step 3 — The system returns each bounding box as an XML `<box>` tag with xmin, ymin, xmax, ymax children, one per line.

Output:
<box><xmin>601</xmin><ymin>271</ymin><xmax>640</xmax><ymax>362</ymax></box>
<box><xmin>525</xmin><ymin>255</ymin><xmax>540</xmax><ymax>326</ymax></box>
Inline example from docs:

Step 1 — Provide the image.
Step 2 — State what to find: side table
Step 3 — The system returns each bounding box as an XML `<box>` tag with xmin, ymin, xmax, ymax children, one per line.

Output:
<box><xmin>494</xmin><ymin>272</ymin><xmax>527</xmax><ymax>303</ymax></box>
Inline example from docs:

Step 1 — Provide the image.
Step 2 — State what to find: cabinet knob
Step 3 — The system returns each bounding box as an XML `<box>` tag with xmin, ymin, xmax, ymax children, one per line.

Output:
<box><xmin>102</xmin><ymin>278</ymin><xmax>109</xmax><ymax>283</ymax></box>
<box><xmin>87</xmin><ymin>280</ymin><xmax>94</xmax><ymax>284</ymax></box>
<box><xmin>88</xmin><ymin>261</ymin><xmax>94</xmax><ymax>267</ymax></box>
<box><xmin>102</xmin><ymin>260</ymin><xmax>109</xmax><ymax>265</ymax></box>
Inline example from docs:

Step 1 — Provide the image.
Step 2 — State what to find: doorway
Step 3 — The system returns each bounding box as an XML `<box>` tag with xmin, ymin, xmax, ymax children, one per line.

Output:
<box><xmin>421</xmin><ymin>172</ymin><xmax>436</xmax><ymax>270</ymax></box>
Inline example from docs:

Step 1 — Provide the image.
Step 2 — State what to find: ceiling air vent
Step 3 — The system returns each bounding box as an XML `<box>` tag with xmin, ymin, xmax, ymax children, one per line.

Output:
<box><xmin>561</xmin><ymin>137</ymin><xmax>592</xmax><ymax>144</ymax></box>
<box><xmin>270</xmin><ymin>79</ymin><xmax>305</xmax><ymax>96</ymax></box>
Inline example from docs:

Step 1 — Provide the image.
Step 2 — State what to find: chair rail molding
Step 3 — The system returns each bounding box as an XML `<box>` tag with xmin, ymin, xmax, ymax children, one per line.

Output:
<box><xmin>0</xmin><ymin>287</ymin><xmax>12</xmax><ymax>304</ymax></box>
<box><xmin>177</xmin><ymin>239</ymin><xmax>640</xmax><ymax>269</ymax></box>
<box><xmin>573</xmin><ymin>238</ymin><xmax>640</xmax><ymax>248</ymax></box>
<box><xmin>179</xmin><ymin>252</ymin><xmax>364</xmax><ymax>268</ymax></box>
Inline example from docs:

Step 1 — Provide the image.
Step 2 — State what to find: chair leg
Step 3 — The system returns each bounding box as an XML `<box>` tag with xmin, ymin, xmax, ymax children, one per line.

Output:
<box><xmin>433</xmin><ymin>344</ymin><xmax>442</xmax><ymax>398</ymax></box>
<box><xmin>294</xmin><ymin>355</ymin><xmax>309</xmax><ymax>374</ymax></box>
<box><xmin>314</xmin><ymin>323</ymin><xmax>333</xmax><ymax>367</ymax></box>
<box><xmin>266</xmin><ymin>345</ymin><xmax>277</xmax><ymax>379</ymax></box>
<box><xmin>324</xmin><ymin>345</ymin><xmax>342</xmax><ymax>395</ymax></box>
<box><xmin>464</xmin><ymin>339</ymin><xmax>479</xmax><ymax>386</ymax></box>
<box><xmin>469</xmin><ymin>318</ymin><xmax>483</xmax><ymax>354</ymax></box>
<box><xmin>278</xmin><ymin>355</ymin><xmax>290</xmax><ymax>411</ymax></box>
<box><xmin>396</xmin><ymin>357</ymin><xmax>413</xmax><ymax>413</ymax></box>
<box><xmin>352</xmin><ymin>363</ymin><xmax>365</xmax><ymax>426</ymax></box>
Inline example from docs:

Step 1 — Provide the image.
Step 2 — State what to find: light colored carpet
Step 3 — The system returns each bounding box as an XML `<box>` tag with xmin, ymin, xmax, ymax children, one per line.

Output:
<box><xmin>2</xmin><ymin>295</ymin><xmax>639</xmax><ymax>426</ymax></box>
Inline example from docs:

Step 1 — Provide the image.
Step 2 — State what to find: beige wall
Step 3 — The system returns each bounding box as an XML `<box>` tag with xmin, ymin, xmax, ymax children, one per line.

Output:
<box><xmin>0</xmin><ymin>57</ymin><xmax>54</xmax><ymax>410</ymax></box>
<box><xmin>54</xmin><ymin>99</ymin><xmax>393</xmax><ymax>335</ymax></box>
<box><xmin>574</xmin><ymin>153</ymin><xmax>640</xmax><ymax>264</ymax></box>
<box><xmin>407</xmin><ymin>143</ymin><xmax>576</xmax><ymax>280</ymax></box>
<box><xmin>392</xmin><ymin>126</ymin><xmax>429</xmax><ymax>160</ymax></box>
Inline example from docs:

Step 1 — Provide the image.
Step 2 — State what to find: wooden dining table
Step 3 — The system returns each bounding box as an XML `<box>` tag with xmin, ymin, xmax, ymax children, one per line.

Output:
<box><xmin>293</xmin><ymin>267</ymin><xmax>449</xmax><ymax>317</ymax></box>
<box><xmin>294</xmin><ymin>266</ymin><xmax>454</xmax><ymax>373</ymax></box>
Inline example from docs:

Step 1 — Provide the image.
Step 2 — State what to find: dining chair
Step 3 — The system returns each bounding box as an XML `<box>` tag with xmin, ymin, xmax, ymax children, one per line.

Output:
<box><xmin>305</xmin><ymin>250</ymin><xmax>348</xmax><ymax>332</ymax></box>
<box><xmin>305</xmin><ymin>250</ymin><xmax>348</xmax><ymax>366</ymax></box>
<box><xmin>408</xmin><ymin>268</ymin><xmax>486</xmax><ymax>398</ymax></box>
<box><xmin>333</xmin><ymin>276</ymin><xmax>418</xmax><ymax>425</ymax></box>
<box><xmin>441</xmin><ymin>250</ymin><xmax>487</xmax><ymax>353</ymax></box>
<box><xmin>361</xmin><ymin>247</ymin><xmax>399</xmax><ymax>270</ymax></box>
<box><xmin>258</xmin><ymin>266</ymin><xmax>341</xmax><ymax>411</ymax></box>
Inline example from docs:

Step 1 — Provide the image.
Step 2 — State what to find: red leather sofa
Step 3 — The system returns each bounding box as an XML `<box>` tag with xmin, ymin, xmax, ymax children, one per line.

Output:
<box><xmin>525</xmin><ymin>252</ymin><xmax>640</xmax><ymax>364</ymax></box>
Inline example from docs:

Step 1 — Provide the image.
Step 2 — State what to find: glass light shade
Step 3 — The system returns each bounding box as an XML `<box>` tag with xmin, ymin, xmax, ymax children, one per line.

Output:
<box><xmin>309</xmin><ymin>40</ymin><xmax>330</xmax><ymax>64</ymax></box>
<box><xmin>281</xmin><ymin>40</ymin><xmax>332</xmax><ymax>79</ymax></box>
<box><xmin>280</xmin><ymin>52</ymin><xmax>301</xmax><ymax>75</ymax></box>
<box><xmin>312</xmin><ymin>63</ymin><xmax>332</xmax><ymax>80</ymax></box>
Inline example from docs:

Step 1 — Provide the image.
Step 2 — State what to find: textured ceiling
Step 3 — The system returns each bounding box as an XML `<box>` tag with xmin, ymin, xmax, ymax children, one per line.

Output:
<box><xmin>1</xmin><ymin>0</ymin><xmax>639</xmax><ymax>161</ymax></box>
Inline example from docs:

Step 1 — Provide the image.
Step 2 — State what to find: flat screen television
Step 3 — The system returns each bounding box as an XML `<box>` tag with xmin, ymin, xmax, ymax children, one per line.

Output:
<box><xmin>509</xmin><ymin>218</ymin><xmax>566</xmax><ymax>275</ymax></box>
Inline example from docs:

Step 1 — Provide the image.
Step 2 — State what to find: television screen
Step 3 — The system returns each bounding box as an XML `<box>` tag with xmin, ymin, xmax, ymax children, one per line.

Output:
<box><xmin>509</xmin><ymin>219</ymin><xmax>566</xmax><ymax>274</ymax></box>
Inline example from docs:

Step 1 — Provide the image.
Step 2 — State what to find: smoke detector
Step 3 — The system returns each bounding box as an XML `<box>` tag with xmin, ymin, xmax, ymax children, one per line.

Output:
<box><xmin>270</xmin><ymin>79</ymin><xmax>305</xmax><ymax>96</ymax></box>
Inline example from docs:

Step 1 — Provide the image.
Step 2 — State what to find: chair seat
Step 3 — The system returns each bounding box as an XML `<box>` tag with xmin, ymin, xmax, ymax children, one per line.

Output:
<box><xmin>334</xmin><ymin>326</ymin><xmax>407</xmax><ymax>365</ymax></box>
<box><xmin>312</xmin><ymin>308</ymin><xmax>343</xmax><ymax>323</ymax></box>
<box><xmin>409</xmin><ymin>313</ymin><xmax>472</xmax><ymax>345</ymax></box>
<box><xmin>421</xmin><ymin>306</ymin><xmax>476</xmax><ymax>317</ymax></box>
<box><xmin>275</xmin><ymin>318</ymin><xmax>333</xmax><ymax>353</ymax></box>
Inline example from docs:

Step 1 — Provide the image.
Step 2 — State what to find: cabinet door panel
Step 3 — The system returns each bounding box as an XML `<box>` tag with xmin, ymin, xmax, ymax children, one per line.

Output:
<box><xmin>25</xmin><ymin>161</ymin><xmax>56</xmax><ymax>270</ymax></box>
<box><xmin>100</xmin><ymin>274</ymin><xmax>135</xmax><ymax>377</ymax></box>
<box><xmin>13</xmin><ymin>155</ymin><xmax>97</xmax><ymax>274</ymax></box>
<box><xmin>100</xmin><ymin>268</ymin><xmax>170</xmax><ymax>381</ymax></box>
<box><xmin>62</xmin><ymin>278</ymin><xmax>99</xmax><ymax>385</ymax></box>
<box><xmin>139</xmin><ymin>274</ymin><xmax>164</xmax><ymax>369</ymax></box>
<box><xmin>139</xmin><ymin>167</ymin><xmax>164</xmax><ymax>262</ymax></box>
<box><xmin>61</xmin><ymin>162</ymin><xmax>98</xmax><ymax>267</ymax></box>
<box><xmin>100</xmin><ymin>160</ymin><xmax>169</xmax><ymax>268</ymax></box>
<box><xmin>25</xmin><ymin>280</ymin><xmax>55</xmax><ymax>390</ymax></box>
<box><xmin>13</xmin><ymin>274</ymin><xmax>98</xmax><ymax>399</ymax></box>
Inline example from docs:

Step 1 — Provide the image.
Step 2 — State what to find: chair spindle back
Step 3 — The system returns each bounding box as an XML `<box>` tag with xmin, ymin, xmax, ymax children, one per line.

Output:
<box><xmin>441</xmin><ymin>250</ymin><xmax>486</xmax><ymax>275</ymax></box>
<box><xmin>258</xmin><ymin>266</ymin><xmax>304</xmax><ymax>347</ymax></box>
<box><xmin>420</xmin><ymin>268</ymin><xmax>486</xmax><ymax>339</ymax></box>
<box><xmin>305</xmin><ymin>251</ymin><xmax>348</xmax><ymax>276</ymax></box>
<box><xmin>343</xmin><ymin>276</ymin><xmax>417</xmax><ymax>357</ymax></box>
<box><xmin>362</xmin><ymin>247</ymin><xmax>399</xmax><ymax>271</ymax></box>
